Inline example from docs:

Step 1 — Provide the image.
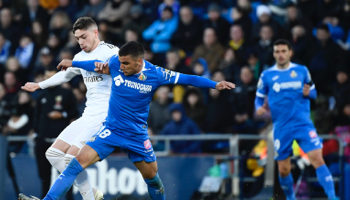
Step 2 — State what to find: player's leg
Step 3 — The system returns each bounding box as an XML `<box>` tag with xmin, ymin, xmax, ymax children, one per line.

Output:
<box><xmin>45</xmin><ymin>139</ymin><xmax>70</xmax><ymax>173</ymax></box>
<box><xmin>277</xmin><ymin>158</ymin><xmax>295</xmax><ymax>200</ymax></box>
<box><xmin>307</xmin><ymin>149</ymin><xmax>337</xmax><ymax>199</ymax></box>
<box><xmin>297</xmin><ymin>127</ymin><xmax>337</xmax><ymax>199</ymax></box>
<box><xmin>134</xmin><ymin>161</ymin><xmax>165</xmax><ymax>200</ymax></box>
<box><xmin>44</xmin><ymin>145</ymin><xmax>101</xmax><ymax>200</ymax></box>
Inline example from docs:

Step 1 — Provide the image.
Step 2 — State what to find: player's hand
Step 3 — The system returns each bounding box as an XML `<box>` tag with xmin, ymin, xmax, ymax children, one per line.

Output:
<box><xmin>256</xmin><ymin>106</ymin><xmax>267</xmax><ymax>116</ymax></box>
<box><xmin>21</xmin><ymin>82</ymin><xmax>40</xmax><ymax>92</ymax></box>
<box><xmin>94</xmin><ymin>62</ymin><xmax>110</xmax><ymax>74</ymax></box>
<box><xmin>303</xmin><ymin>84</ymin><xmax>310</xmax><ymax>97</ymax></box>
<box><xmin>215</xmin><ymin>81</ymin><xmax>235</xmax><ymax>90</ymax></box>
<box><xmin>48</xmin><ymin>111</ymin><xmax>63</xmax><ymax>119</ymax></box>
<box><xmin>57</xmin><ymin>59</ymin><xmax>73</xmax><ymax>71</ymax></box>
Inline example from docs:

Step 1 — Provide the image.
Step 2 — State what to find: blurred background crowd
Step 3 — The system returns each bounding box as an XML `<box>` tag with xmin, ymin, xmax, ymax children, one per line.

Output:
<box><xmin>1</xmin><ymin>0</ymin><xmax>350</xmax><ymax>157</ymax></box>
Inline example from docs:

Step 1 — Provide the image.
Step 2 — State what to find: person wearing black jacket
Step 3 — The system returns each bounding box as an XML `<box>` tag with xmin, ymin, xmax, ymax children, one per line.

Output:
<box><xmin>33</xmin><ymin>70</ymin><xmax>77</xmax><ymax>198</ymax></box>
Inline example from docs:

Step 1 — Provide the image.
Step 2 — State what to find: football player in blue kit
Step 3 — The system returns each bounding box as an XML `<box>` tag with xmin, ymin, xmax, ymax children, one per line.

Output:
<box><xmin>255</xmin><ymin>39</ymin><xmax>337</xmax><ymax>200</ymax></box>
<box><xmin>30</xmin><ymin>41</ymin><xmax>235</xmax><ymax>200</ymax></box>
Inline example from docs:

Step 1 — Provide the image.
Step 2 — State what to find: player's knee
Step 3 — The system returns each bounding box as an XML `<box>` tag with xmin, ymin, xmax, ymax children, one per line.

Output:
<box><xmin>45</xmin><ymin>147</ymin><xmax>65</xmax><ymax>161</ymax></box>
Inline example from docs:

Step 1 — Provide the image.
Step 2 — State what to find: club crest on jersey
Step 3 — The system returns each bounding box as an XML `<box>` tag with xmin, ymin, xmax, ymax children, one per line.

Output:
<box><xmin>144</xmin><ymin>139</ymin><xmax>152</xmax><ymax>150</ymax></box>
<box><xmin>138</xmin><ymin>73</ymin><xmax>147</xmax><ymax>81</ymax></box>
<box><xmin>290</xmin><ymin>70</ymin><xmax>297</xmax><ymax>78</ymax></box>
<box><xmin>309</xmin><ymin>130</ymin><xmax>317</xmax><ymax>138</ymax></box>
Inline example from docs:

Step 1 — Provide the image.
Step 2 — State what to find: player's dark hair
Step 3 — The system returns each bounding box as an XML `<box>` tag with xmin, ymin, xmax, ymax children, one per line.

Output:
<box><xmin>72</xmin><ymin>17</ymin><xmax>97</xmax><ymax>34</ymax></box>
<box><xmin>273</xmin><ymin>39</ymin><xmax>292</xmax><ymax>50</ymax></box>
<box><xmin>119</xmin><ymin>41</ymin><xmax>144</xmax><ymax>58</ymax></box>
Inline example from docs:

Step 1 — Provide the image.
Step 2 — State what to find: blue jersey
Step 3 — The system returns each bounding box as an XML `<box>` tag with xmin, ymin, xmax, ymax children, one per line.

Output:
<box><xmin>256</xmin><ymin>63</ymin><xmax>316</xmax><ymax>129</ymax></box>
<box><xmin>100</xmin><ymin>55</ymin><xmax>216</xmax><ymax>136</ymax></box>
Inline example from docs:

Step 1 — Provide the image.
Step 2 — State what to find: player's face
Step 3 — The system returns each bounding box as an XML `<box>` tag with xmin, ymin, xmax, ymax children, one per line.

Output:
<box><xmin>74</xmin><ymin>27</ymin><xmax>99</xmax><ymax>52</ymax></box>
<box><xmin>119</xmin><ymin>55</ymin><xmax>143</xmax><ymax>76</ymax></box>
<box><xmin>273</xmin><ymin>44</ymin><xmax>292</xmax><ymax>67</ymax></box>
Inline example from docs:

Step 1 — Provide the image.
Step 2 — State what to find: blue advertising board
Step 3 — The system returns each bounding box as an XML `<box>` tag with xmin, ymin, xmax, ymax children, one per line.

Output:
<box><xmin>5</xmin><ymin>154</ymin><xmax>215</xmax><ymax>200</ymax></box>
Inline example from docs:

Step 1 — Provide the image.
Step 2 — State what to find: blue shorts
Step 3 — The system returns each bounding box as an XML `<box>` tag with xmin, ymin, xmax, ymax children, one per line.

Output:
<box><xmin>86</xmin><ymin>126</ymin><xmax>156</xmax><ymax>163</ymax></box>
<box><xmin>273</xmin><ymin>125</ymin><xmax>323</xmax><ymax>160</ymax></box>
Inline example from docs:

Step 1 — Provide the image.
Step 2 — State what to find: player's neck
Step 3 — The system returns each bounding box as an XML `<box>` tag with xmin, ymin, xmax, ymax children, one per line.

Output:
<box><xmin>90</xmin><ymin>39</ymin><xmax>100</xmax><ymax>52</ymax></box>
<box><xmin>277</xmin><ymin>62</ymin><xmax>290</xmax><ymax>69</ymax></box>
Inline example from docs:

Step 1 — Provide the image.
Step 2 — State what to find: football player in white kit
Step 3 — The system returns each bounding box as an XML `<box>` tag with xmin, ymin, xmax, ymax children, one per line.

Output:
<box><xmin>21</xmin><ymin>17</ymin><xmax>118</xmax><ymax>200</ymax></box>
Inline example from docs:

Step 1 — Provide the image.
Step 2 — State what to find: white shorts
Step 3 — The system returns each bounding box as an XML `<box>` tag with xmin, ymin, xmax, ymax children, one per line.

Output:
<box><xmin>57</xmin><ymin>115</ymin><xmax>105</xmax><ymax>149</ymax></box>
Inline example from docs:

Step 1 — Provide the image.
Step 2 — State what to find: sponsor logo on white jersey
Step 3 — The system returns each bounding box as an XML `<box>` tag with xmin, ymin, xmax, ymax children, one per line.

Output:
<box><xmin>272</xmin><ymin>81</ymin><xmax>302</xmax><ymax>92</ymax></box>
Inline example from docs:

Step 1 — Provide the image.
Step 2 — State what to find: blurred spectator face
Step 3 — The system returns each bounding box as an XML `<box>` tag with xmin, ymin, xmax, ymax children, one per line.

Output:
<box><xmin>208</xmin><ymin>10</ymin><xmax>220</xmax><ymax>21</ymax></box>
<box><xmin>291</xmin><ymin>25</ymin><xmax>305</xmax><ymax>41</ymax></box>
<box><xmin>203</xmin><ymin>28</ymin><xmax>217</xmax><ymax>46</ymax></box>
<box><xmin>336</xmin><ymin>71</ymin><xmax>348</xmax><ymax>84</ymax></box>
<box><xmin>144</xmin><ymin>49</ymin><xmax>154</xmax><ymax>62</ymax></box>
<box><xmin>287</xmin><ymin>5</ymin><xmax>298</xmax><ymax>21</ymax></box>
<box><xmin>90</xmin><ymin>0</ymin><xmax>102</xmax><ymax>5</ymax></box>
<box><xmin>59</xmin><ymin>0</ymin><xmax>70</xmax><ymax>6</ymax></box>
<box><xmin>161</xmin><ymin>8</ymin><xmax>173</xmax><ymax>21</ymax></box>
<box><xmin>273</xmin><ymin>44</ymin><xmax>292</xmax><ymax>66</ymax></box>
<box><xmin>59</xmin><ymin>49</ymin><xmax>73</xmax><ymax>60</ymax></box>
<box><xmin>18</xmin><ymin>91</ymin><xmax>31</xmax><ymax>104</ymax></box>
<box><xmin>0</xmin><ymin>8</ymin><xmax>12</xmax><ymax>27</ymax></box>
<box><xmin>74</xmin><ymin>25</ymin><xmax>99</xmax><ymax>52</ymax></box>
<box><xmin>166</xmin><ymin>51</ymin><xmax>179</xmax><ymax>70</ymax></box>
<box><xmin>248</xmin><ymin>53</ymin><xmax>258</xmax><ymax>66</ymax></box>
<box><xmin>48</xmin><ymin>34</ymin><xmax>60</xmax><ymax>49</ymax></box>
<box><xmin>125</xmin><ymin>29</ymin><xmax>138</xmax><ymax>42</ymax></box>
<box><xmin>224</xmin><ymin>48</ymin><xmax>235</xmax><ymax>62</ymax></box>
<box><xmin>180</xmin><ymin>6</ymin><xmax>193</xmax><ymax>25</ymax></box>
<box><xmin>50</xmin><ymin>12</ymin><xmax>71</xmax><ymax>30</ymax></box>
<box><xmin>0</xmin><ymin>83</ymin><xmax>5</xmax><ymax>99</ymax></box>
<box><xmin>316</xmin><ymin>28</ymin><xmax>330</xmax><ymax>42</ymax></box>
<box><xmin>232</xmin><ymin>7</ymin><xmax>242</xmax><ymax>21</ymax></box>
<box><xmin>32</xmin><ymin>21</ymin><xmax>43</xmax><ymax>35</ymax></box>
<box><xmin>257</xmin><ymin>5</ymin><xmax>271</xmax><ymax>23</ymax></box>
<box><xmin>343</xmin><ymin>104</ymin><xmax>350</xmax><ymax>116</ymax></box>
<box><xmin>209</xmin><ymin>88</ymin><xmax>219</xmax><ymax>98</ymax></box>
<box><xmin>6</xmin><ymin>57</ymin><xmax>20</xmax><ymax>72</ymax></box>
<box><xmin>187</xmin><ymin>93</ymin><xmax>199</xmax><ymax>107</ymax></box>
<box><xmin>212</xmin><ymin>71</ymin><xmax>225</xmax><ymax>82</ymax></box>
<box><xmin>155</xmin><ymin>86</ymin><xmax>170</xmax><ymax>104</ymax></box>
<box><xmin>193</xmin><ymin>63</ymin><xmax>204</xmax><ymax>75</ymax></box>
<box><xmin>323</xmin><ymin>16</ymin><xmax>339</xmax><ymax>26</ymax></box>
<box><xmin>260</xmin><ymin>25</ymin><xmax>273</xmax><ymax>41</ymax></box>
<box><xmin>4</xmin><ymin>71</ymin><xmax>16</xmax><ymax>88</ymax></box>
<box><xmin>172</xmin><ymin>110</ymin><xmax>182</xmax><ymax>122</ymax></box>
<box><xmin>238</xmin><ymin>0</ymin><xmax>250</xmax><ymax>9</ymax></box>
<box><xmin>27</xmin><ymin>0</ymin><xmax>39</xmax><ymax>9</ymax></box>
<box><xmin>19</xmin><ymin>36</ymin><xmax>32</xmax><ymax>48</ymax></box>
<box><xmin>230</xmin><ymin>25</ymin><xmax>244</xmax><ymax>41</ymax></box>
<box><xmin>240</xmin><ymin>66</ymin><xmax>253</xmax><ymax>84</ymax></box>
<box><xmin>0</xmin><ymin>33</ymin><xmax>5</xmax><ymax>48</ymax></box>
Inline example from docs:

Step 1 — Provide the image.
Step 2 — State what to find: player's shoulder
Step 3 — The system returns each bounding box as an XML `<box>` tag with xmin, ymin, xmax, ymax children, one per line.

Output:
<box><xmin>98</xmin><ymin>42</ymin><xmax>119</xmax><ymax>52</ymax></box>
<box><xmin>290</xmin><ymin>62</ymin><xmax>308</xmax><ymax>72</ymax></box>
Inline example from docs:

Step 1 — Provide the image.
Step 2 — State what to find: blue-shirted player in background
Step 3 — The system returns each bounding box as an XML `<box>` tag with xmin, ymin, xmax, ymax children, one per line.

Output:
<box><xmin>20</xmin><ymin>41</ymin><xmax>235</xmax><ymax>200</ymax></box>
<box><xmin>255</xmin><ymin>39</ymin><xmax>337</xmax><ymax>200</ymax></box>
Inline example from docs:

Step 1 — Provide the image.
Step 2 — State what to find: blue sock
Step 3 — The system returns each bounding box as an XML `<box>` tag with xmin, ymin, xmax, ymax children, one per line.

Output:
<box><xmin>279</xmin><ymin>173</ymin><xmax>295</xmax><ymax>200</ymax></box>
<box><xmin>144</xmin><ymin>173</ymin><xmax>165</xmax><ymax>200</ymax></box>
<box><xmin>43</xmin><ymin>158</ymin><xmax>83</xmax><ymax>200</ymax></box>
<box><xmin>316</xmin><ymin>164</ymin><xmax>336</xmax><ymax>199</ymax></box>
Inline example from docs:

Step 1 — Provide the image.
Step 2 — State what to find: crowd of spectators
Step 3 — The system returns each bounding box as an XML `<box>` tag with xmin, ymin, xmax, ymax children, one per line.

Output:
<box><xmin>1</xmin><ymin>0</ymin><xmax>350</xmax><ymax>155</ymax></box>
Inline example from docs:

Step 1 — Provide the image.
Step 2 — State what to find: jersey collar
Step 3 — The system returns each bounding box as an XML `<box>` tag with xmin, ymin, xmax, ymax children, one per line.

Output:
<box><xmin>272</xmin><ymin>62</ymin><xmax>296</xmax><ymax>71</ymax></box>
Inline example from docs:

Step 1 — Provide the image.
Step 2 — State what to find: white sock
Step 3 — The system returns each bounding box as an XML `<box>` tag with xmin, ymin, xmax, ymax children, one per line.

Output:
<box><xmin>45</xmin><ymin>147</ymin><xmax>66</xmax><ymax>172</ymax></box>
<box><xmin>64</xmin><ymin>154</ymin><xmax>95</xmax><ymax>200</ymax></box>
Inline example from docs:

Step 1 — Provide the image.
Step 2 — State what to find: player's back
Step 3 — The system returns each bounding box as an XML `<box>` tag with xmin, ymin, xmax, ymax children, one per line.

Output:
<box><xmin>258</xmin><ymin>63</ymin><xmax>314</xmax><ymax>128</ymax></box>
<box><xmin>73</xmin><ymin>42</ymin><xmax>119</xmax><ymax>118</ymax></box>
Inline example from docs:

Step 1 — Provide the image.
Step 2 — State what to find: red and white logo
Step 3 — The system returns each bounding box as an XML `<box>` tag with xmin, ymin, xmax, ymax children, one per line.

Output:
<box><xmin>309</xmin><ymin>130</ymin><xmax>317</xmax><ymax>138</ymax></box>
<box><xmin>144</xmin><ymin>139</ymin><xmax>152</xmax><ymax>150</ymax></box>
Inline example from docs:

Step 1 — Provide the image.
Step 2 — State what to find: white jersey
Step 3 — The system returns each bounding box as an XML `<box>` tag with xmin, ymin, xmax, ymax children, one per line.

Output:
<box><xmin>39</xmin><ymin>41</ymin><xmax>119</xmax><ymax>118</ymax></box>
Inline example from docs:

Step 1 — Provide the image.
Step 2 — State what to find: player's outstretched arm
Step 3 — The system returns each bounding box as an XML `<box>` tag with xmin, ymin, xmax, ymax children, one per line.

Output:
<box><xmin>177</xmin><ymin>74</ymin><xmax>235</xmax><ymax>90</ymax></box>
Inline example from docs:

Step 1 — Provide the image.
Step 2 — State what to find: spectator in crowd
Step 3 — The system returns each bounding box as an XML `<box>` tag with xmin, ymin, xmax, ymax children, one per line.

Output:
<box><xmin>0</xmin><ymin>8</ymin><xmax>21</xmax><ymax>46</ymax></box>
<box><xmin>31</xmin><ymin>20</ymin><xmax>48</xmax><ymax>49</ymax></box>
<box><xmin>75</xmin><ymin>0</ymin><xmax>106</xmax><ymax>19</ymax></box>
<box><xmin>218</xmin><ymin>48</ymin><xmax>240</xmax><ymax>82</ymax></box>
<box><xmin>5</xmin><ymin>57</ymin><xmax>26</xmax><ymax>84</ymax></box>
<box><xmin>143</xmin><ymin>6</ymin><xmax>178</xmax><ymax>57</ymax></box>
<box><xmin>98</xmin><ymin>0</ymin><xmax>132</xmax><ymax>35</ymax></box>
<box><xmin>290</xmin><ymin>24</ymin><xmax>312</xmax><ymax>65</ymax></box>
<box><xmin>0</xmin><ymin>32</ymin><xmax>11</xmax><ymax>65</ymax></box>
<box><xmin>165</xmin><ymin>48</ymin><xmax>192</xmax><ymax>74</ymax></box>
<box><xmin>332</xmin><ymin>69</ymin><xmax>350</xmax><ymax>113</ymax></box>
<box><xmin>228</xmin><ymin>23</ymin><xmax>251</xmax><ymax>66</ymax></box>
<box><xmin>229</xmin><ymin>6</ymin><xmax>253</xmax><ymax>41</ymax></box>
<box><xmin>158</xmin><ymin>0</ymin><xmax>180</xmax><ymax>17</ymax></box>
<box><xmin>18</xmin><ymin>0</ymin><xmax>50</xmax><ymax>32</ymax></box>
<box><xmin>34</xmin><ymin>47</ymin><xmax>55</xmax><ymax>76</ymax></box>
<box><xmin>54</xmin><ymin>0</ymin><xmax>79</xmax><ymax>21</ymax></box>
<box><xmin>253</xmin><ymin>24</ymin><xmax>275</xmax><ymax>69</ymax></box>
<box><xmin>171</xmin><ymin>5</ymin><xmax>203</xmax><ymax>54</ymax></box>
<box><xmin>122</xmin><ymin>4</ymin><xmax>151</xmax><ymax>38</ymax></box>
<box><xmin>203</xmin><ymin>3</ymin><xmax>230</xmax><ymax>45</ymax></box>
<box><xmin>49</xmin><ymin>11</ymin><xmax>72</xmax><ymax>44</ymax></box>
<box><xmin>192</xmin><ymin>27</ymin><xmax>225</xmax><ymax>73</ymax></box>
<box><xmin>159</xmin><ymin>103</ymin><xmax>202</xmax><ymax>153</ymax></box>
<box><xmin>123</xmin><ymin>27</ymin><xmax>141</xmax><ymax>44</ymax></box>
<box><xmin>14</xmin><ymin>35</ymin><xmax>36</xmax><ymax>70</ymax></box>
<box><xmin>33</xmin><ymin>69</ymin><xmax>78</xmax><ymax>197</ymax></box>
<box><xmin>283</xmin><ymin>4</ymin><xmax>312</xmax><ymax>37</ymax></box>
<box><xmin>182</xmin><ymin>87</ymin><xmax>207</xmax><ymax>130</ymax></box>
<box><xmin>148</xmin><ymin>86</ymin><xmax>171</xmax><ymax>135</ymax></box>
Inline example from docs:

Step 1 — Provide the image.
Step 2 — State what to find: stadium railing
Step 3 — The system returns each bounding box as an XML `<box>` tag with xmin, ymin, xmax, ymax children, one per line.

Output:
<box><xmin>1</xmin><ymin>134</ymin><xmax>344</xmax><ymax>200</ymax></box>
